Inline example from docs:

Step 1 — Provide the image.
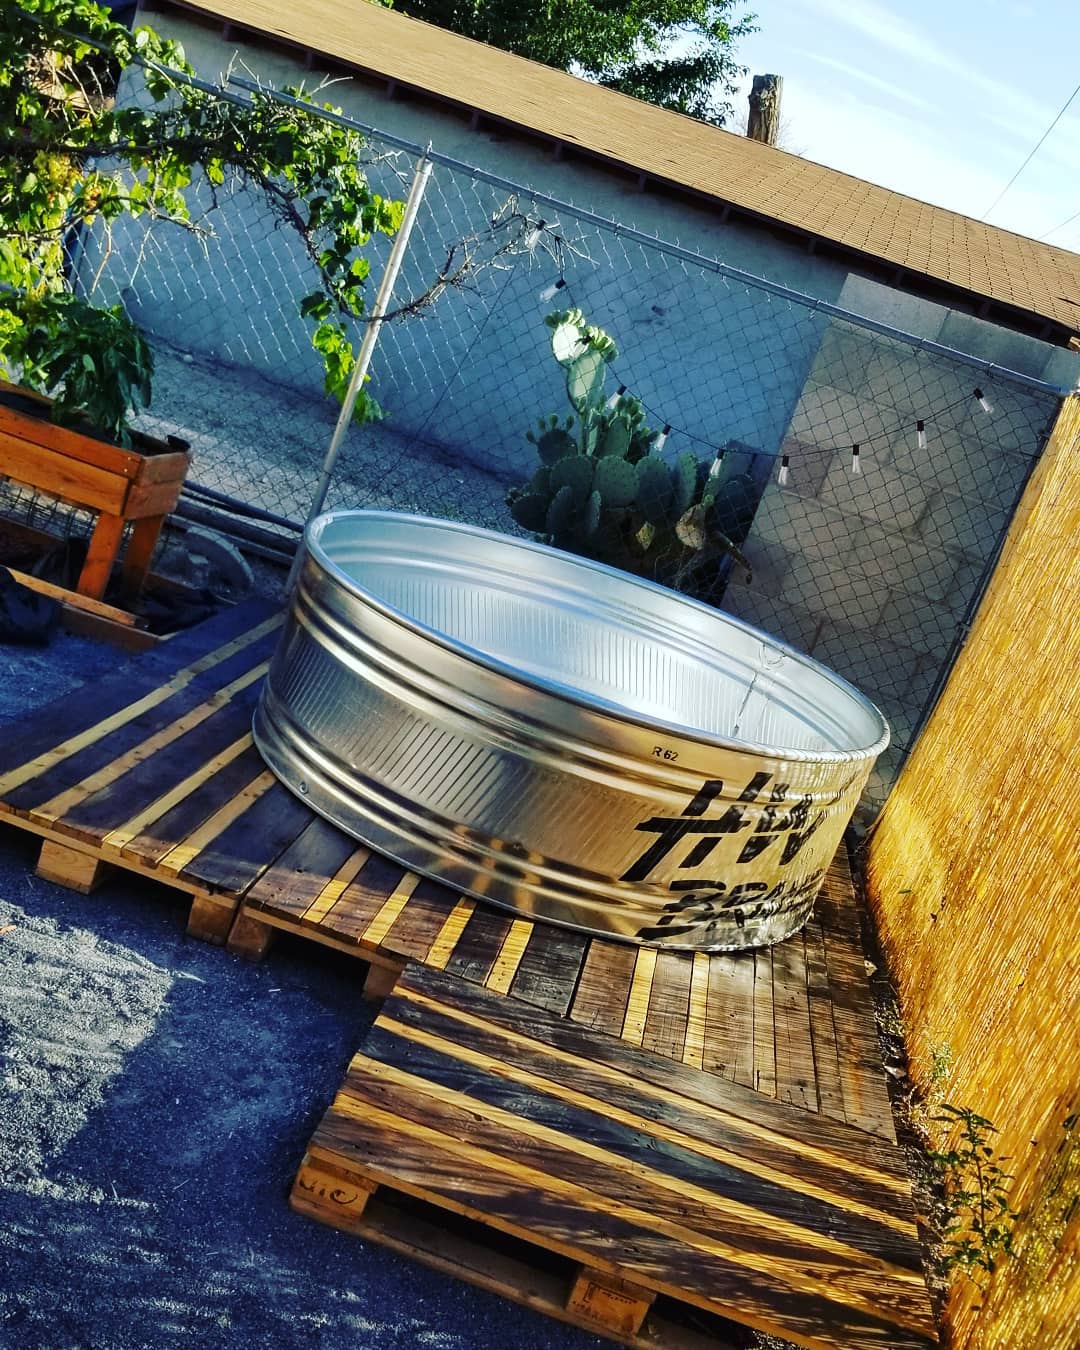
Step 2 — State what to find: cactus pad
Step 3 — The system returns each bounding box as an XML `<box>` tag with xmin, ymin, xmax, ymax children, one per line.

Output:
<box><xmin>598</xmin><ymin>416</ymin><xmax>632</xmax><ymax>459</ymax></box>
<box><xmin>636</xmin><ymin>456</ymin><xmax>675</xmax><ymax>525</ymax></box>
<box><xmin>566</xmin><ymin>349</ymin><xmax>607</xmax><ymax>413</ymax></box>
<box><xmin>593</xmin><ymin>455</ymin><xmax>638</xmax><ymax>507</ymax></box>
<box><xmin>509</xmin><ymin>492</ymin><xmax>553</xmax><ymax>533</ymax></box>
<box><xmin>546</xmin><ymin>483</ymin><xmax>577</xmax><ymax>536</ymax></box>
<box><xmin>583</xmin><ymin>489</ymin><xmax>602</xmax><ymax>538</ymax></box>
<box><xmin>550</xmin><ymin>454</ymin><xmax>594</xmax><ymax>503</ymax></box>
<box><xmin>672</xmin><ymin>452</ymin><xmax>698</xmax><ymax>519</ymax></box>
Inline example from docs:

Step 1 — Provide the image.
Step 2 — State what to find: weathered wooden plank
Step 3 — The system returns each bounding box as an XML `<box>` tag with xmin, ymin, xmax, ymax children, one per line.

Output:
<box><xmin>825</xmin><ymin>935</ymin><xmax>897</xmax><ymax>1142</ymax></box>
<box><xmin>444</xmin><ymin>907</ymin><xmax>515</xmax><ymax>985</ymax></box>
<box><xmin>383</xmin><ymin>983</ymin><xmax>917</xmax><ymax>1223</ymax></box>
<box><xmin>752</xmin><ymin>949</ymin><xmax>777</xmax><ymax>1098</ymax></box>
<box><xmin>177</xmin><ymin>778</ymin><xmax>312</xmax><ymax>894</ymax></box>
<box><xmin>772</xmin><ymin>935</ymin><xmax>817</xmax><ymax>1113</ymax></box>
<box><xmin>508</xmin><ymin>923</ymin><xmax>590</xmax><ymax>1017</ymax></box>
<box><xmin>622</xmin><ymin>947</ymin><xmax>658</xmax><ymax>1047</ymax></box>
<box><xmin>484</xmin><ymin>918</ymin><xmax>534</xmax><ymax>995</ymax></box>
<box><xmin>380</xmin><ymin>875</ymin><xmax>460</xmax><ymax>963</ymax></box>
<box><xmin>4</xmin><ymin>627</ymin><xmax>277</xmax><ymax>814</ymax></box>
<box><xmin>314</xmin><ymin>851</ymin><xmax>409</xmax><ymax>944</ymax></box>
<box><xmin>702</xmin><ymin>952</ymin><xmax>755</xmax><ymax>1087</ymax></box>
<box><xmin>804</xmin><ymin>921</ymin><xmax>847</xmax><ymax>1124</ymax></box>
<box><xmin>0</xmin><ymin>603</ymin><xmax>279</xmax><ymax>786</ymax></box>
<box><xmin>56</xmin><ymin>694</ymin><xmax>259</xmax><ymax>840</ymax></box>
<box><xmin>642</xmin><ymin>950</ymin><xmax>693</xmax><ymax>1062</ymax></box>
<box><xmin>357</xmin><ymin>1024</ymin><xmax>921</xmax><ymax>1267</ymax></box>
<box><xmin>116</xmin><ymin>743</ymin><xmax>268</xmax><ymax>865</ymax></box>
<box><xmin>424</xmin><ymin>897</ymin><xmax>476</xmax><ymax>969</ymax></box>
<box><xmin>569</xmin><ymin>939</ymin><xmax>637</xmax><ymax>1037</ymax></box>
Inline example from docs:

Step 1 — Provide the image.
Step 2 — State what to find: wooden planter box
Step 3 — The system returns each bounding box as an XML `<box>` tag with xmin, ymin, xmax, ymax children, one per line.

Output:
<box><xmin>0</xmin><ymin>381</ymin><xmax>191</xmax><ymax>600</ymax></box>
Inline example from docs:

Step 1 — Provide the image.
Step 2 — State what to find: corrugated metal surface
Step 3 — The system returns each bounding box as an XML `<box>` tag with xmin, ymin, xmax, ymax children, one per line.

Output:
<box><xmin>254</xmin><ymin>511</ymin><xmax>888</xmax><ymax>950</ymax></box>
<box><xmin>174</xmin><ymin>0</ymin><xmax>1080</xmax><ymax>331</ymax></box>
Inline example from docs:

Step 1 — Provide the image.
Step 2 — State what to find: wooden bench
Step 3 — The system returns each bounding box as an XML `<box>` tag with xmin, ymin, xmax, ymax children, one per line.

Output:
<box><xmin>294</xmin><ymin>964</ymin><xmax>937</xmax><ymax>1350</ymax></box>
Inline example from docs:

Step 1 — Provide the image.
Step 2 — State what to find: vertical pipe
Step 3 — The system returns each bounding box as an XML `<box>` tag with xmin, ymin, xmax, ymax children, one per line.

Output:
<box><xmin>290</xmin><ymin>152</ymin><xmax>434</xmax><ymax>588</ymax></box>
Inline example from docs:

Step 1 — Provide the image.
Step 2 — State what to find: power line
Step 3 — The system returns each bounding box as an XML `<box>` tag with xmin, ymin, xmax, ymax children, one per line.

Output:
<box><xmin>981</xmin><ymin>81</ymin><xmax>1080</xmax><ymax>221</ymax></box>
<box><xmin>1040</xmin><ymin>204</ymin><xmax>1080</xmax><ymax>242</ymax></box>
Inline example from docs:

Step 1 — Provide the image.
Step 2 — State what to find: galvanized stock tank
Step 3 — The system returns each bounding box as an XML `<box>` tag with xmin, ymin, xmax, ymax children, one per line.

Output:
<box><xmin>253</xmin><ymin>511</ymin><xmax>889</xmax><ymax>951</ymax></box>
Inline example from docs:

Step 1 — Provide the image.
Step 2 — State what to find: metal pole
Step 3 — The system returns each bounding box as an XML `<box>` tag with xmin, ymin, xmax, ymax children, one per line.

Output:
<box><xmin>288</xmin><ymin>151</ymin><xmax>434</xmax><ymax>590</ymax></box>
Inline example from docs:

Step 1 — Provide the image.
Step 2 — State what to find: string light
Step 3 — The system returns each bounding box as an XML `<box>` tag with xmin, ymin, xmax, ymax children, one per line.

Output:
<box><xmin>524</xmin><ymin>219</ymin><xmax>545</xmax><ymax>251</ymax></box>
<box><xmin>539</xmin><ymin>275</ymin><xmax>1006</xmax><ymax>484</ymax></box>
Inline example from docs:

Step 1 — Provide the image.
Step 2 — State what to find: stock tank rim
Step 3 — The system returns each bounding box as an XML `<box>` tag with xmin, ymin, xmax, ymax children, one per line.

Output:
<box><xmin>302</xmin><ymin>509</ymin><xmax>890</xmax><ymax>765</ymax></box>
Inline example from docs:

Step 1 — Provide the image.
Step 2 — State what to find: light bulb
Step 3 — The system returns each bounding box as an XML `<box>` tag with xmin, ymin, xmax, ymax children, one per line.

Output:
<box><xmin>778</xmin><ymin>454</ymin><xmax>790</xmax><ymax>487</ymax></box>
<box><xmin>916</xmin><ymin>419</ymin><xmax>927</xmax><ymax>450</ymax></box>
<box><xmin>539</xmin><ymin>279</ymin><xmax>566</xmax><ymax>302</ymax></box>
<box><xmin>974</xmin><ymin>387</ymin><xmax>993</xmax><ymax>415</ymax></box>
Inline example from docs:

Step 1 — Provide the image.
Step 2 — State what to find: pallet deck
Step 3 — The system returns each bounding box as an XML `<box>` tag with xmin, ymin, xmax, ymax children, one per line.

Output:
<box><xmin>295</xmin><ymin>966</ymin><xmax>936</xmax><ymax>1350</ymax></box>
<box><xmin>0</xmin><ymin>598</ymin><xmax>936</xmax><ymax>1347</ymax></box>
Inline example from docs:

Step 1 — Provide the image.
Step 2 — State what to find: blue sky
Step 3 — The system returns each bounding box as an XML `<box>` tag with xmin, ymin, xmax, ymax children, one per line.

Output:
<box><xmin>728</xmin><ymin>0</ymin><xmax>1080</xmax><ymax>250</ymax></box>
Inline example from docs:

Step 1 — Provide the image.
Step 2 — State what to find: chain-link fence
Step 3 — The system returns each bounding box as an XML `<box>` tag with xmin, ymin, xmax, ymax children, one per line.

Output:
<box><xmin>6</xmin><ymin>78</ymin><xmax>1064</xmax><ymax>809</ymax></box>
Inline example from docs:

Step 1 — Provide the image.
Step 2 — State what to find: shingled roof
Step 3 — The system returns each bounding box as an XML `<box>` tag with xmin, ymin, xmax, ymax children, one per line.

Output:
<box><xmin>168</xmin><ymin>0</ymin><xmax>1080</xmax><ymax>340</ymax></box>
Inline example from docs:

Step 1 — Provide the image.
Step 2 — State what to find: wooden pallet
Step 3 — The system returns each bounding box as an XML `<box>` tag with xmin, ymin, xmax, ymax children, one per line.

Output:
<box><xmin>294</xmin><ymin>965</ymin><xmax>936</xmax><ymax>1350</ymax></box>
<box><xmin>0</xmin><ymin>598</ymin><xmax>302</xmax><ymax>942</ymax></box>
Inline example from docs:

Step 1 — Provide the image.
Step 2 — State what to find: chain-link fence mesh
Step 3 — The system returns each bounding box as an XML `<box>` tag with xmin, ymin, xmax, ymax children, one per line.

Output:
<box><xmin>6</xmin><ymin>80</ymin><xmax>1063</xmax><ymax>809</ymax></box>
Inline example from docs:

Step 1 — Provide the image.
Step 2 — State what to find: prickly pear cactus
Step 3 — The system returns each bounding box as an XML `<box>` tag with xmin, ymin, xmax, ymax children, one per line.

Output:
<box><xmin>506</xmin><ymin>308</ymin><xmax>754</xmax><ymax>599</ymax></box>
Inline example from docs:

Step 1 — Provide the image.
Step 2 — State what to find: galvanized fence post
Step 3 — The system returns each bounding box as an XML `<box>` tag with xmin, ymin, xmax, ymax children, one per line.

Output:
<box><xmin>288</xmin><ymin>150</ymin><xmax>435</xmax><ymax>589</ymax></box>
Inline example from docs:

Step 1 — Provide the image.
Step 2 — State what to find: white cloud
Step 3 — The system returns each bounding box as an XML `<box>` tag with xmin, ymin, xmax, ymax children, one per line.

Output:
<box><xmin>794</xmin><ymin>50</ymin><xmax>937</xmax><ymax>114</ymax></box>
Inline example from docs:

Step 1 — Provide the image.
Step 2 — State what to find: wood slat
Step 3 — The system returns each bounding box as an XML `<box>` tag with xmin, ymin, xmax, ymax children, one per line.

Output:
<box><xmin>702</xmin><ymin>953</ymin><xmax>755</xmax><ymax>1086</ymax></box>
<box><xmin>642</xmin><ymin>951</ymin><xmax>693</xmax><ymax>1062</ymax></box>
<box><xmin>360</xmin><ymin>1021</ymin><xmax>919</xmax><ymax>1258</ymax></box>
<box><xmin>507</xmin><ymin>923</ymin><xmax>589</xmax><ymax>1017</ymax></box>
<box><xmin>444</xmin><ymin>907</ymin><xmax>515</xmax><ymax>985</ymax></box>
<box><xmin>175</xmin><ymin>778</ymin><xmax>312</xmax><ymax>893</ymax></box>
<box><xmin>772</xmin><ymin>935</ymin><xmax>817</xmax><ymax>1113</ymax></box>
<box><xmin>484</xmin><ymin>918</ymin><xmax>534</xmax><ymax>996</ymax></box>
<box><xmin>310</xmin><ymin>852</ymin><xmax>411</xmax><ymax>944</ymax></box>
<box><xmin>569</xmin><ymin>939</ymin><xmax>638</xmax><ymax>1038</ymax></box>
<box><xmin>380</xmin><ymin>875</ymin><xmax>460</xmax><ymax>963</ymax></box>
<box><xmin>56</xmin><ymin>694</ymin><xmax>259</xmax><ymax>840</ymax></box>
<box><xmin>0</xmin><ymin>619</ymin><xmax>279</xmax><ymax>812</ymax></box>
<box><xmin>804</xmin><ymin>922</ymin><xmax>847</xmax><ymax>1125</ymax></box>
<box><xmin>752</xmin><ymin>950</ymin><xmax>777</xmax><ymax>1098</ymax></box>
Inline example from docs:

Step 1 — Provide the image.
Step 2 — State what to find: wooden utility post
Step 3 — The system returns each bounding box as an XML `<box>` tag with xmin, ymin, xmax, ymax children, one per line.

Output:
<box><xmin>747</xmin><ymin>74</ymin><xmax>783</xmax><ymax>146</ymax></box>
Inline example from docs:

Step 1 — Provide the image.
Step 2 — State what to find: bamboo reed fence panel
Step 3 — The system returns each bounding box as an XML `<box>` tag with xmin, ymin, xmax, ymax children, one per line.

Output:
<box><xmin>866</xmin><ymin>393</ymin><xmax>1080</xmax><ymax>1350</ymax></box>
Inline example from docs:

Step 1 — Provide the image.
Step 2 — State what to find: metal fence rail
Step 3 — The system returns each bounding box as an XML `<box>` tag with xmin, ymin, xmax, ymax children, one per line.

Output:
<box><xmin>8</xmin><ymin>79</ymin><xmax>1064</xmax><ymax>809</ymax></box>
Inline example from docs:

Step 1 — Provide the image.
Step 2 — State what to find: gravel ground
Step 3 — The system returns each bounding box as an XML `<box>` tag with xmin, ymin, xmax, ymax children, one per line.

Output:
<box><xmin>0</xmin><ymin>630</ymin><xmax>606</xmax><ymax>1350</ymax></box>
